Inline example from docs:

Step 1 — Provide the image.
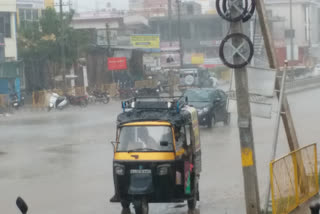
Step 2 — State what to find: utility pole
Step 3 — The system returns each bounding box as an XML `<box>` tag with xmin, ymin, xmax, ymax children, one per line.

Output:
<box><xmin>168</xmin><ymin>0</ymin><xmax>172</xmax><ymax>47</ymax></box>
<box><xmin>59</xmin><ymin>0</ymin><xmax>67</xmax><ymax>90</ymax></box>
<box><xmin>263</xmin><ymin>61</ymin><xmax>288</xmax><ymax>213</ymax></box>
<box><xmin>289</xmin><ymin>0</ymin><xmax>294</xmax><ymax>61</ymax></box>
<box><xmin>230</xmin><ymin>1</ymin><xmax>261</xmax><ymax>213</ymax></box>
<box><xmin>168</xmin><ymin>0</ymin><xmax>174</xmax><ymax>97</ymax></box>
<box><xmin>255</xmin><ymin>0</ymin><xmax>300</xmax><ymax>151</ymax></box>
<box><xmin>106</xmin><ymin>23</ymin><xmax>111</xmax><ymax>57</ymax></box>
<box><xmin>106</xmin><ymin>23</ymin><xmax>113</xmax><ymax>85</ymax></box>
<box><xmin>176</xmin><ymin>0</ymin><xmax>183</xmax><ymax>66</ymax></box>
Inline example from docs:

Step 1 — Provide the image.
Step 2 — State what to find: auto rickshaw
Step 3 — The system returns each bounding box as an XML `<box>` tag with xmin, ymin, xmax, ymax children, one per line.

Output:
<box><xmin>110</xmin><ymin>97</ymin><xmax>202</xmax><ymax>214</ymax></box>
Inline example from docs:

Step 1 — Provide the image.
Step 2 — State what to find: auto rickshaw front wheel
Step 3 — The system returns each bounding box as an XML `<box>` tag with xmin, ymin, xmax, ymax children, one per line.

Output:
<box><xmin>133</xmin><ymin>198</ymin><xmax>149</xmax><ymax>214</ymax></box>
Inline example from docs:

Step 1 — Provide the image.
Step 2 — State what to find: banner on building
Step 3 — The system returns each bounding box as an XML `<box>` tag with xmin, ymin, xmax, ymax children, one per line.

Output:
<box><xmin>107</xmin><ymin>57</ymin><xmax>127</xmax><ymax>70</ymax></box>
<box><xmin>191</xmin><ymin>53</ymin><xmax>204</xmax><ymax>64</ymax></box>
<box><xmin>161</xmin><ymin>52</ymin><xmax>181</xmax><ymax>68</ymax></box>
<box><xmin>201</xmin><ymin>58</ymin><xmax>222</xmax><ymax>68</ymax></box>
<box><xmin>131</xmin><ymin>34</ymin><xmax>160</xmax><ymax>49</ymax></box>
<box><xmin>143</xmin><ymin>53</ymin><xmax>161</xmax><ymax>68</ymax></box>
<box><xmin>97</xmin><ymin>29</ymin><xmax>117</xmax><ymax>46</ymax></box>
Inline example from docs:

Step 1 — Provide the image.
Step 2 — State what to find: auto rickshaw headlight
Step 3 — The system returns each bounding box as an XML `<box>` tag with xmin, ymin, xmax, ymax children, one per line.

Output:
<box><xmin>114</xmin><ymin>164</ymin><xmax>125</xmax><ymax>176</ymax></box>
<box><xmin>157</xmin><ymin>164</ymin><xmax>170</xmax><ymax>176</ymax></box>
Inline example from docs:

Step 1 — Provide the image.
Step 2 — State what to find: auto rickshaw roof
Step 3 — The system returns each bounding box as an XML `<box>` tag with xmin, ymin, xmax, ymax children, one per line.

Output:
<box><xmin>117</xmin><ymin>97</ymin><xmax>193</xmax><ymax>126</ymax></box>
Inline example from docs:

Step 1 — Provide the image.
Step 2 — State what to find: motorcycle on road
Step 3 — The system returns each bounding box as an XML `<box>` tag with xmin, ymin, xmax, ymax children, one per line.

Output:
<box><xmin>66</xmin><ymin>95</ymin><xmax>88</xmax><ymax>107</ymax></box>
<box><xmin>48</xmin><ymin>93</ymin><xmax>68</xmax><ymax>111</ymax></box>
<box><xmin>89</xmin><ymin>90</ymin><xmax>110</xmax><ymax>104</ymax></box>
<box><xmin>10</xmin><ymin>93</ymin><xmax>24</xmax><ymax>110</ymax></box>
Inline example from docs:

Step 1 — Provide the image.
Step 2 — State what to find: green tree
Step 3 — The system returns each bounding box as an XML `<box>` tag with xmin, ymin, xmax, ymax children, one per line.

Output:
<box><xmin>18</xmin><ymin>8</ymin><xmax>91</xmax><ymax>91</ymax></box>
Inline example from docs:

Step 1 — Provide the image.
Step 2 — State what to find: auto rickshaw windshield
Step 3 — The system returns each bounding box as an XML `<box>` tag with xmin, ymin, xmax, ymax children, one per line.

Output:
<box><xmin>117</xmin><ymin>126</ymin><xmax>174</xmax><ymax>152</ymax></box>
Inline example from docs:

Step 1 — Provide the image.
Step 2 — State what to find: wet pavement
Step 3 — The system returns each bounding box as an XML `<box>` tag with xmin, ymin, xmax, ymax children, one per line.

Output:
<box><xmin>1</xmin><ymin>88</ymin><xmax>320</xmax><ymax>214</ymax></box>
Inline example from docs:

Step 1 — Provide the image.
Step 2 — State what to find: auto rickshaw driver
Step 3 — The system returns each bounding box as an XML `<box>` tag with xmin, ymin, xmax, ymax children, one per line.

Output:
<box><xmin>136</xmin><ymin>126</ymin><xmax>158</xmax><ymax>150</ymax></box>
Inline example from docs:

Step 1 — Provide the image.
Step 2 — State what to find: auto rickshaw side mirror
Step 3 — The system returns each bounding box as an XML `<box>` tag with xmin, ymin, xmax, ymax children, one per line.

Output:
<box><xmin>16</xmin><ymin>197</ymin><xmax>28</xmax><ymax>214</ymax></box>
<box><xmin>110</xmin><ymin>141</ymin><xmax>119</xmax><ymax>151</ymax></box>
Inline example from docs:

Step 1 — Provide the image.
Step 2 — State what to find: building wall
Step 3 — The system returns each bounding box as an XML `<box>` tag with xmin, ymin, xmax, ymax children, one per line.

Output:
<box><xmin>0</xmin><ymin>1</ymin><xmax>17</xmax><ymax>60</ymax></box>
<box><xmin>267</xmin><ymin>1</ymin><xmax>320</xmax><ymax>47</ymax></box>
<box><xmin>17</xmin><ymin>0</ymin><xmax>53</xmax><ymax>26</ymax></box>
<box><xmin>129</xmin><ymin>0</ymin><xmax>176</xmax><ymax>17</ymax></box>
<box><xmin>0</xmin><ymin>0</ymin><xmax>16</xmax><ymax>12</ymax></box>
<box><xmin>267</xmin><ymin>3</ymin><xmax>306</xmax><ymax>46</ymax></box>
<box><xmin>44</xmin><ymin>0</ymin><xmax>54</xmax><ymax>8</ymax></box>
<box><xmin>71</xmin><ymin>19</ymin><xmax>121</xmax><ymax>30</ymax></box>
<box><xmin>149</xmin><ymin>15</ymin><xmax>226</xmax><ymax>65</ymax></box>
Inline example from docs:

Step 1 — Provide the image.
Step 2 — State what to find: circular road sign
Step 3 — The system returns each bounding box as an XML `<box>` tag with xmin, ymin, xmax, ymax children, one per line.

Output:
<box><xmin>219</xmin><ymin>33</ymin><xmax>254</xmax><ymax>69</ymax></box>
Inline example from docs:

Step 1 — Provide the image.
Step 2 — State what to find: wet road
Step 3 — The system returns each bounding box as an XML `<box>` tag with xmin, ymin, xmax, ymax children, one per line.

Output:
<box><xmin>1</xmin><ymin>88</ymin><xmax>320</xmax><ymax>214</ymax></box>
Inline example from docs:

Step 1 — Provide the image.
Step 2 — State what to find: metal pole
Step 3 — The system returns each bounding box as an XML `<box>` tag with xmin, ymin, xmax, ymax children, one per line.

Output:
<box><xmin>106</xmin><ymin>23</ymin><xmax>111</xmax><ymax>57</ymax></box>
<box><xmin>230</xmin><ymin>0</ymin><xmax>261</xmax><ymax>213</ymax></box>
<box><xmin>176</xmin><ymin>0</ymin><xmax>183</xmax><ymax>66</ymax></box>
<box><xmin>59</xmin><ymin>0</ymin><xmax>66</xmax><ymax>90</ymax></box>
<box><xmin>264</xmin><ymin>61</ymin><xmax>288</xmax><ymax>213</ymax></box>
<box><xmin>255</xmin><ymin>0</ymin><xmax>301</xmax><ymax>152</ymax></box>
<box><xmin>289</xmin><ymin>0</ymin><xmax>294</xmax><ymax>61</ymax></box>
<box><xmin>168</xmin><ymin>0</ymin><xmax>172</xmax><ymax>47</ymax></box>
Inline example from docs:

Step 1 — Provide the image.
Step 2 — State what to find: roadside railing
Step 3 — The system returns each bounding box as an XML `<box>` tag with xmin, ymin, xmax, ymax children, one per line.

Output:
<box><xmin>286</xmin><ymin>75</ymin><xmax>320</xmax><ymax>91</ymax></box>
<box><xmin>270</xmin><ymin>143</ymin><xmax>318</xmax><ymax>214</ymax></box>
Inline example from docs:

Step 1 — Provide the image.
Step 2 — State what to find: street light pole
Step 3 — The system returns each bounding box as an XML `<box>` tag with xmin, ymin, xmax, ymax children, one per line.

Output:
<box><xmin>176</xmin><ymin>0</ymin><xmax>184</xmax><ymax>66</ymax></box>
<box><xmin>289</xmin><ymin>0</ymin><xmax>294</xmax><ymax>61</ymax></box>
<box><xmin>168</xmin><ymin>0</ymin><xmax>172</xmax><ymax>47</ymax></box>
<box><xmin>230</xmin><ymin>1</ymin><xmax>261</xmax><ymax>213</ymax></box>
<box><xmin>59</xmin><ymin>0</ymin><xmax>66</xmax><ymax>90</ymax></box>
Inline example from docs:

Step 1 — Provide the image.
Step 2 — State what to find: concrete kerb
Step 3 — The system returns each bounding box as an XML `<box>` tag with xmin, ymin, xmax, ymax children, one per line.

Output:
<box><xmin>286</xmin><ymin>82</ymin><xmax>320</xmax><ymax>95</ymax></box>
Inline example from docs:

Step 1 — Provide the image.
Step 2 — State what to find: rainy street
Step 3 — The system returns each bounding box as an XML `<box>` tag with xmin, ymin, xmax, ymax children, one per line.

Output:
<box><xmin>1</xmin><ymin>88</ymin><xmax>320</xmax><ymax>214</ymax></box>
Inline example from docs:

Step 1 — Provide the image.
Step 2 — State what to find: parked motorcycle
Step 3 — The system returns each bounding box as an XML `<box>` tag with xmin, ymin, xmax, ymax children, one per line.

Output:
<box><xmin>16</xmin><ymin>197</ymin><xmax>28</xmax><ymax>214</ymax></box>
<box><xmin>10</xmin><ymin>93</ymin><xmax>24</xmax><ymax>110</ymax></box>
<box><xmin>48</xmin><ymin>93</ymin><xmax>68</xmax><ymax>111</ymax></box>
<box><xmin>90</xmin><ymin>90</ymin><xmax>110</xmax><ymax>104</ymax></box>
<box><xmin>67</xmin><ymin>95</ymin><xmax>88</xmax><ymax>107</ymax></box>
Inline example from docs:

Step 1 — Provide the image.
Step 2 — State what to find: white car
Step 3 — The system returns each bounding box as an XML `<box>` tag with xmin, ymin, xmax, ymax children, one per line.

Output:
<box><xmin>313</xmin><ymin>64</ymin><xmax>320</xmax><ymax>76</ymax></box>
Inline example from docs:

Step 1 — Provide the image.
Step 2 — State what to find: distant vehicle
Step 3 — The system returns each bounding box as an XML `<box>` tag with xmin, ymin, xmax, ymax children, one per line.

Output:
<box><xmin>89</xmin><ymin>89</ymin><xmax>110</xmax><ymax>104</ymax></box>
<box><xmin>67</xmin><ymin>95</ymin><xmax>88</xmax><ymax>107</ymax></box>
<box><xmin>287</xmin><ymin>66</ymin><xmax>313</xmax><ymax>79</ymax></box>
<box><xmin>179</xmin><ymin>67</ymin><xmax>212</xmax><ymax>91</ymax></box>
<box><xmin>183</xmin><ymin>88</ymin><xmax>230</xmax><ymax>128</ymax></box>
<box><xmin>313</xmin><ymin>64</ymin><xmax>320</xmax><ymax>76</ymax></box>
<box><xmin>10</xmin><ymin>93</ymin><xmax>24</xmax><ymax>110</ymax></box>
<box><xmin>134</xmin><ymin>87</ymin><xmax>160</xmax><ymax>97</ymax></box>
<box><xmin>48</xmin><ymin>93</ymin><xmax>68</xmax><ymax>111</ymax></box>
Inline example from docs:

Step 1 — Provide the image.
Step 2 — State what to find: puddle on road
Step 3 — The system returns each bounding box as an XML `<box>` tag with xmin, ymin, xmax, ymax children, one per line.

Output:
<box><xmin>44</xmin><ymin>144</ymin><xmax>75</xmax><ymax>154</ymax></box>
<box><xmin>0</xmin><ymin>151</ymin><xmax>7</xmax><ymax>156</ymax></box>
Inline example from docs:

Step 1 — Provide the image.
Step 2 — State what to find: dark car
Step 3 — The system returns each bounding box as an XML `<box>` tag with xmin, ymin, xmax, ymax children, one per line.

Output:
<box><xmin>183</xmin><ymin>88</ymin><xmax>230</xmax><ymax>128</ymax></box>
<box><xmin>134</xmin><ymin>87</ymin><xmax>160</xmax><ymax>97</ymax></box>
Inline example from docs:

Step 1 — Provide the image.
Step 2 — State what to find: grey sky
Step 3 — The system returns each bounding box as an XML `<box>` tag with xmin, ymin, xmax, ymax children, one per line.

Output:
<box><xmin>74</xmin><ymin>0</ymin><xmax>129</xmax><ymax>11</ymax></box>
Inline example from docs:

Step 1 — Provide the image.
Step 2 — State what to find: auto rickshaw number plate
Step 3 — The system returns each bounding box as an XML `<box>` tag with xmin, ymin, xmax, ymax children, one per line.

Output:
<box><xmin>130</xmin><ymin>169</ymin><xmax>152</xmax><ymax>174</ymax></box>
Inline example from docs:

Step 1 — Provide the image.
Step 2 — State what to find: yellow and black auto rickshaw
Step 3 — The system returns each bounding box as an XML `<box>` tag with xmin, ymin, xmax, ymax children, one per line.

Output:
<box><xmin>110</xmin><ymin>97</ymin><xmax>201</xmax><ymax>214</ymax></box>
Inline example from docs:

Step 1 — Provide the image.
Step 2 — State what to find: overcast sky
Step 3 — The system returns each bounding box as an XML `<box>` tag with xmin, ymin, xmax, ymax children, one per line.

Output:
<box><xmin>72</xmin><ymin>0</ymin><xmax>129</xmax><ymax>11</ymax></box>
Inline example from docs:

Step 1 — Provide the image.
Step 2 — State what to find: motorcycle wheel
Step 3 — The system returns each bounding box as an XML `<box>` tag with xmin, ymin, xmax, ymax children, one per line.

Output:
<box><xmin>134</xmin><ymin>198</ymin><xmax>148</xmax><ymax>214</ymax></box>
<box><xmin>80</xmin><ymin>100</ymin><xmax>88</xmax><ymax>107</ymax></box>
<box><xmin>103</xmin><ymin>97</ymin><xmax>110</xmax><ymax>104</ymax></box>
